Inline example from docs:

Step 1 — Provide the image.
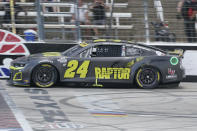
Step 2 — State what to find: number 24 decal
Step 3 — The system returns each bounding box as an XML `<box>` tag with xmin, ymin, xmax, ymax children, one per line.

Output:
<box><xmin>64</xmin><ymin>60</ymin><xmax>90</xmax><ymax>78</ymax></box>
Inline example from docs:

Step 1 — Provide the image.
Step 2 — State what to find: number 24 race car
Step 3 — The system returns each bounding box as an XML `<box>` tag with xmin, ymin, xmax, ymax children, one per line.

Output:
<box><xmin>9</xmin><ymin>39</ymin><xmax>185</xmax><ymax>89</ymax></box>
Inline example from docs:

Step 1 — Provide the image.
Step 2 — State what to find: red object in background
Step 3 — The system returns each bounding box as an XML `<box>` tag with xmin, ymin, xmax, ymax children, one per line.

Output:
<box><xmin>0</xmin><ymin>45</ymin><xmax>15</xmax><ymax>53</ymax></box>
<box><xmin>188</xmin><ymin>8</ymin><xmax>193</xmax><ymax>17</ymax></box>
<box><xmin>0</xmin><ymin>32</ymin><xmax>5</xmax><ymax>42</ymax></box>
<box><xmin>5</xmin><ymin>34</ymin><xmax>21</xmax><ymax>42</ymax></box>
<box><xmin>11</xmin><ymin>45</ymin><xmax>25</xmax><ymax>53</ymax></box>
<box><xmin>0</xmin><ymin>45</ymin><xmax>25</xmax><ymax>53</ymax></box>
<box><xmin>168</xmin><ymin>68</ymin><xmax>175</xmax><ymax>75</ymax></box>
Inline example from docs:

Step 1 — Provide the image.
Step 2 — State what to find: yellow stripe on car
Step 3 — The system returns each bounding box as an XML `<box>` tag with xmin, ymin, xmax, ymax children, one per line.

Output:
<box><xmin>113</xmin><ymin>40</ymin><xmax>122</xmax><ymax>42</ymax></box>
<box><xmin>136</xmin><ymin>69</ymin><xmax>143</xmax><ymax>87</ymax></box>
<box><xmin>157</xmin><ymin>72</ymin><xmax>160</xmax><ymax>81</ymax></box>
<box><xmin>42</xmin><ymin>52</ymin><xmax>61</xmax><ymax>57</ymax></box>
<box><xmin>10</xmin><ymin>66</ymin><xmax>24</xmax><ymax>70</ymax></box>
<box><xmin>41</xmin><ymin>64</ymin><xmax>52</xmax><ymax>67</ymax></box>
<box><xmin>14</xmin><ymin>84</ymin><xmax>30</xmax><ymax>87</ymax></box>
<box><xmin>36</xmin><ymin>82</ymin><xmax>54</xmax><ymax>88</ymax></box>
<box><xmin>94</xmin><ymin>39</ymin><xmax>107</xmax><ymax>42</ymax></box>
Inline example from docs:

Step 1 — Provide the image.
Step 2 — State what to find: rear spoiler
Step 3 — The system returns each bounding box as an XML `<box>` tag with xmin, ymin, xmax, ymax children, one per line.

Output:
<box><xmin>167</xmin><ymin>49</ymin><xmax>184</xmax><ymax>57</ymax></box>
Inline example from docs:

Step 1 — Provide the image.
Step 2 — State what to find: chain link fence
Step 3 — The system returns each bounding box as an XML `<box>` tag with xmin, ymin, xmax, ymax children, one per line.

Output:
<box><xmin>0</xmin><ymin>0</ymin><xmax>195</xmax><ymax>44</ymax></box>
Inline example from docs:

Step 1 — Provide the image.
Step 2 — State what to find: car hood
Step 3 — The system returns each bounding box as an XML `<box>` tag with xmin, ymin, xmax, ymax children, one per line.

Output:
<box><xmin>13</xmin><ymin>52</ymin><xmax>62</xmax><ymax>63</ymax></box>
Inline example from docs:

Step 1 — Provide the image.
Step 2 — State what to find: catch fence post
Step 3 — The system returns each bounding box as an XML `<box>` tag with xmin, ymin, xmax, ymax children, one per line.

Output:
<box><xmin>36</xmin><ymin>0</ymin><xmax>45</xmax><ymax>41</ymax></box>
<box><xmin>144</xmin><ymin>0</ymin><xmax>150</xmax><ymax>44</ymax></box>
<box><xmin>75</xmin><ymin>0</ymin><xmax>81</xmax><ymax>42</ymax></box>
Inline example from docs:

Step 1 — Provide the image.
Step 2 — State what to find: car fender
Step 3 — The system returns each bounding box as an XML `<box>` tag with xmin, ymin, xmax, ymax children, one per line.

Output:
<box><xmin>29</xmin><ymin>61</ymin><xmax>60</xmax><ymax>82</ymax></box>
<box><xmin>130</xmin><ymin>58</ymin><xmax>164</xmax><ymax>84</ymax></box>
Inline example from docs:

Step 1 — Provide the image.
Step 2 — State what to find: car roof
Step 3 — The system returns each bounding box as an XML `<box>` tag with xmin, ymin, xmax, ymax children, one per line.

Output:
<box><xmin>85</xmin><ymin>39</ymin><xmax>167</xmax><ymax>53</ymax></box>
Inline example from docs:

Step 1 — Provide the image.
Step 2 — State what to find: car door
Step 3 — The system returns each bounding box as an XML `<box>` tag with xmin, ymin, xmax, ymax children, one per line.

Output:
<box><xmin>85</xmin><ymin>44</ymin><xmax>133</xmax><ymax>84</ymax></box>
<box><xmin>61</xmin><ymin>47</ymin><xmax>92</xmax><ymax>82</ymax></box>
<box><xmin>62</xmin><ymin>44</ymin><xmax>129</xmax><ymax>83</ymax></box>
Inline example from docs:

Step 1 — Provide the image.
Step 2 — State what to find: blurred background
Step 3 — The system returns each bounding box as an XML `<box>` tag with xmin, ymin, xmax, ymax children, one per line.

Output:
<box><xmin>0</xmin><ymin>0</ymin><xmax>192</xmax><ymax>44</ymax></box>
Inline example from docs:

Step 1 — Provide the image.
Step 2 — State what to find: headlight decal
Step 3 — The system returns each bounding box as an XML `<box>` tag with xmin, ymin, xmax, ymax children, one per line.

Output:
<box><xmin>13</xmin><ymin>63</ymin><xmax>26</xmax><ymax>67</ymax></box>
<box><xmin>13</xmin><ymin>72</ymin><xmax>22</xmax><ymax>81</ymax></box>
<box><xmin>10</xmin><ymin>66</ymin><xmax>24</xmax><ymax>70</ymax></box>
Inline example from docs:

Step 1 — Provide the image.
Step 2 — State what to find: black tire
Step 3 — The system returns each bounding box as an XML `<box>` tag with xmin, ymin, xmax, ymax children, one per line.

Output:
<box><xmin>135</xmin><ymin>67</ymin><xmax>160</xmax><ymax>89</ymax></box>
<box><xmin>32</xmin><ymin>64</ymin><xmax>57</xmax><ymax>87</ymax></box>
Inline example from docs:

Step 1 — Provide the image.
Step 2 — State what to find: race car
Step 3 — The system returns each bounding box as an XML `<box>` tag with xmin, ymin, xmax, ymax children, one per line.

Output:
<box><xmin>9</xmin><ymin>39</ymin><xmax>185</xmax><ymax>89</ymax></box>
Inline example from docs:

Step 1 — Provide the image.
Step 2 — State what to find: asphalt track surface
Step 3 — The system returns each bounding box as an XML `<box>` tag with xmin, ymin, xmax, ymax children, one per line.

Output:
<box><xmin>0</xmin><ymin>80</ymin><xmax>197</xmax><ymax>131</ymax></box>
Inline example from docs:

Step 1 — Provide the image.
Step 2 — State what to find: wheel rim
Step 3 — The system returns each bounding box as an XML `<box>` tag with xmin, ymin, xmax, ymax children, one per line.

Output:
<box><xmin>35</xmin><ymin>66</ymin><xmax>54</xmax><ymax>83</ymax></box>
<box><xmin>139</xmin><ymin>69</ymin><xmax>156</xmax><ymax>85</ymax></box>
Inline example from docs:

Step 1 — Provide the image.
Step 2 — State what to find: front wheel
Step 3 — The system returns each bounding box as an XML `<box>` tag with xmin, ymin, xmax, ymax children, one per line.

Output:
<box><xmin>135</xmin><ymin>67</ymin><xmax>160</xmax><ymax>89</ymax></box>
<box><xmin>32</xmin><ymin>64</ymin><xmax>57</xmax><ymax>87</ymax></box>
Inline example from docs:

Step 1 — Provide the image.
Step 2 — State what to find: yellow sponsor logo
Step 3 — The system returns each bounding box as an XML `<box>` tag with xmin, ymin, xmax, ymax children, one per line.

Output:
<box><xmin>42</xmin><ymin>52</ymin><xmax>61</xmax><ymax>57</ymax></box>
<box><xmin>95</xmin><ymin>67</ymin><xmax>131</xmax><ymax>80</ymax></box>
<box><xmin>64</xmin><ymin>60</ymin><xmax>90</xmax><ymax>78</ymax></box>
<box><xmin>126</xmin><ymin>57</ymin><xmax>144</xmax><ymax>67</ymax></box>
<box><xmin>80</xmin><ymin>42</ymin><xmax>89</xmax><ymax>47</ymax></box>
<box><xmin>136</xmin><ymin>57</ymin><xmax>144</xmax><ymax>62</ymax></box>
<box><xmin>113</xmin><ymin>39</ymin><xmax>122</xmax><ymax>42</ymax></box>
<box><xmin>94</xmin><ymin>39</ymin><xmax>107</xmax><ymax>42</ymax></box>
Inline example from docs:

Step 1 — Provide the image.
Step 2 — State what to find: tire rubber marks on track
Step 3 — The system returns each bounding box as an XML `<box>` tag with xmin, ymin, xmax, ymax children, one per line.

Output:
<box><xmin>75</xmin><ymin>93</ymin><xmax>127</xmax><ymax>117</ymax></box>
<box><xmin>24</xmin><ymin>89</ymin><xmax>70</xmax><ymax>123</ymax></box>
<box><xmin>24</xmin><ymin>89</ymin><xmax>84</xmax><ymax>130</ymax></box>
<box><xmin>0</xmin><ymin>84</ymin><xmax>33</xmax><ymax>131</ymax></box>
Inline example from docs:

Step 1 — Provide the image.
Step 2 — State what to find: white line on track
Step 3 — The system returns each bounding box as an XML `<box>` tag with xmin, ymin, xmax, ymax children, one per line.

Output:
<box><xmin>0</xmin><ymin>82</ymin><xmax>33</xmax><ymax>131</ymax></box>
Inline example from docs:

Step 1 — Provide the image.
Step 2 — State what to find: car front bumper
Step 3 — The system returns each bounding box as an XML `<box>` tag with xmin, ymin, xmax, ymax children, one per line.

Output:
<box><xmin>9</xmin><ymin>66</ymin><xmax>31</xmax><ymax>87</ymax></box>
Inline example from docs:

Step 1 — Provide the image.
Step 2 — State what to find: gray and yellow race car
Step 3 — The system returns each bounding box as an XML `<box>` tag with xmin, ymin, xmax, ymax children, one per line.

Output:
<box><xmin>9</xmin><ymin>39</ymin><xmax>185</xmax><ymax>89</ymax></box>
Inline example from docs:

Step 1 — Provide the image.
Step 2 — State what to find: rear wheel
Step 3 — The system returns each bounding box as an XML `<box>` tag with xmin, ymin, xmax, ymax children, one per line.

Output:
<box><xmin>32</xmin><ymin>64</ymin><xmax>57</xmax><ymax>87</ymax></box>
<box><xmin>135</xmin><ymin>67</ymin><xmax>160</xmax><ymax>89</ymax></box>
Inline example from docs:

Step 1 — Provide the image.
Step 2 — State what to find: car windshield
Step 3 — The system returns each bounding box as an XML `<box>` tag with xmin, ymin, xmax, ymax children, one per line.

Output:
<box><xmin>62</xmin><ymin>45</ymin><xmax>83</xmax><ymax>56</ymax></box>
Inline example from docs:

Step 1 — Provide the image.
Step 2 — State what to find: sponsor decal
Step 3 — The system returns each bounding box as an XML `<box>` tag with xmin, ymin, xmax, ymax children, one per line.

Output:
<box><xmin>39</xmin><ymin>60</ymin><xmax>53</xmax><ymax>64</ymax></box>
<box><xmin>75</xmin><ymin>93</ymin><xmax>127</xmax><ymax>117</ymax></box>
<box><xmin>170</xmin><ymin>56</ymin><xmax>179</xmax><ymax>66</ymax></box>
<box><xmin>24</xmin><ymin>89</ymin><xmax>70</xmax><ymax>123</ymax></box>
<box><xmin>166</xmin><ymin>68</ymin><xmax>177</xmax><ymax>79</ymax></box>
<box><xmin>24</xmin><ymin>80</ymin><xmax>29</xmax><ymax>83</ymax></box>
<box><xmin>64</xmin><ymin>60</ymin><xmax>90</xmax><ymax>78</ymax></box>
<box><xmin>126</xmin><ymin>57</ymin><xmax>144</xmax><ymax>67</ymax></box>
<box><xmin>0</xmin><ymin>29</ymin><xmax>30</xmax><ymax>78</ymax></box>
<box><xmin>95</xmin><ymin>67</ymin><xmax>130</xmax><ymax>80</ymax></box>
<box><xmin>168</xmin><ymin>68</ymin><xmax>175</xmax><ymax>75</ymax></box>
<box><xmin>92</xmin><ymin>78</ymin><xmax>103</xmax><ymax>87</ymax></box>
<box><xmin>57</xmin><ymin>57</ymin><xmax>67</xmax><ymax>64</ymax></box>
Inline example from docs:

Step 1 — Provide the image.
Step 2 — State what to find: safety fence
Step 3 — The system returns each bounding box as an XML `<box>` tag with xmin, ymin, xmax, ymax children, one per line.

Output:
<box><xmin>0</xmin><ymin>0</ymin><xmax>195</xmax><ymax>44</ymax></box>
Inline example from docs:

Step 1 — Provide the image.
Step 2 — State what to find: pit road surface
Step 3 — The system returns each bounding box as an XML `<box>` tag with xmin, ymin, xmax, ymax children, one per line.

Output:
<box><xmin>0</xmin><ymin>80</ymin><xmax>197</xmax><ymax>131</ymax></box>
